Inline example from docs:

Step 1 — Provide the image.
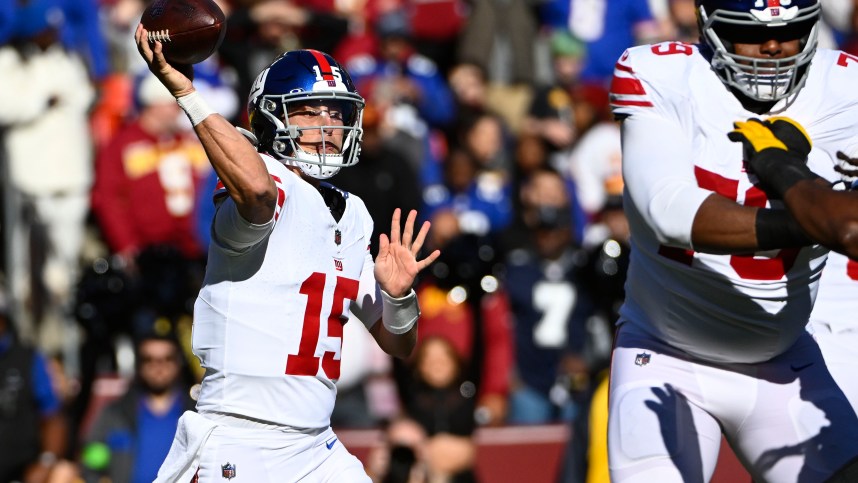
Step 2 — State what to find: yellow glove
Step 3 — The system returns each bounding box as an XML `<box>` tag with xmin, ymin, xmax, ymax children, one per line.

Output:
<box><xmin>727</xmin><ymin>117</ymin><xmax>818</xmax><ymax>197</ymax></box>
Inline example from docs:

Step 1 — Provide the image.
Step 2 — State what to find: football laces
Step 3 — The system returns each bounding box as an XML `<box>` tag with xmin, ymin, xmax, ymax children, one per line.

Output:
<box><xmin>147</xmin><ymin>30</ymin><xmax>172</xmax><ymax>43</ymax></box>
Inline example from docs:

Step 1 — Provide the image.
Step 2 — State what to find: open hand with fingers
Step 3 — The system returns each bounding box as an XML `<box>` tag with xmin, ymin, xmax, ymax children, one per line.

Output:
<box><xmin>375</xmin><ymin>209</ymin><xmax>441</xmax><ymax>298</ymax></box>
<box><xmin>728</xmin><ymin>116</ymin><xmax>819</xmax><ymax>197</ymax></box>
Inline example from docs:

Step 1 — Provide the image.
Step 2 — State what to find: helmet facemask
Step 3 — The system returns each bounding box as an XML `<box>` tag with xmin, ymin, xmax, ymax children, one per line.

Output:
<box><xmin>698</xmin><ymin>3</ymin><xmax>820</xmax><ymax>103</ymax></box>
<box><xmin>255</xmin><ymin>91</ymin><xmax>364</xmax><ymax>179</ymax></box>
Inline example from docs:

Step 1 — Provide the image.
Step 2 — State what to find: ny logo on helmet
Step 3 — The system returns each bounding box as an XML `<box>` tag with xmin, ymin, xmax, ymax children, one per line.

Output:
<box><xmin>751</xmin><ymin>0</ymin><xmax>800</xmax><ymax>21</ymax></box>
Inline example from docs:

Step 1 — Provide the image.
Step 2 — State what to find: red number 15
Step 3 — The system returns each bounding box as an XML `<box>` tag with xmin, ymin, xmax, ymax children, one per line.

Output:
<box><xmin>285</xmin><ymin>273</ymin><xmax>359</xmax><ymax>380</ymax></box>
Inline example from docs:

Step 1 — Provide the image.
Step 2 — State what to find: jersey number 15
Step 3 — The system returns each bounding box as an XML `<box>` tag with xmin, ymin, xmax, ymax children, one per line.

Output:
<box><xmin>285</xmin><ymin>272</ymin><xmax>359</xmax><ymax>380</ymax></box>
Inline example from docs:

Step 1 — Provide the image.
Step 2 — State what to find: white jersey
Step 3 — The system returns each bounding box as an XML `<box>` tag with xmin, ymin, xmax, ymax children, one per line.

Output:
<box><xmin>611</xmin><ymin>43</ymin><xmax>858</xmax><ymax>363</ymax></box>
<box><xmin>193</xmin><ymin>155</ymin><xmax>383</xmax><ymax>429</ymax></box>
<box><xmin>809</xmin><ymin>251</ymin><xmax>858</xmax><ymax>332</ymax></box>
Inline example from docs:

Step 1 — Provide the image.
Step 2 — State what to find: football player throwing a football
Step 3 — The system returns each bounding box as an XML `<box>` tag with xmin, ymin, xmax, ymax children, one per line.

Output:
<box><xmin>134</xmin><ymin>25</ymin><xmax>439</xmax><ymax>483</ymax></box>
<box><xmin>608</xmin><ymin>0</ymin><xmax>858</xmax><ymax>481</ymax></box>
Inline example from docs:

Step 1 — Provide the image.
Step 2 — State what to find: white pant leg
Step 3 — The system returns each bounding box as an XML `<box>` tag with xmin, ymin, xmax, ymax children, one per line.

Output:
<box><xmin>609</xmin><ymin>325</ymin><xmax>858</xmax><ymax>483</ymax></box>
<box><xmin>808</xmin><ymin>321</ymin><xmax>858</xmax><ymax>418</ymax></box>
<box><xmin>196</xmin><ymin>424</ymin><xmax>370</xmax><ymax>483</ymax></box>
<box><xmin>727</xmin><ymin>332</ymin><xmax>858</xmax><ymax>482</ymax></box>
<box><xmin>608</xmin><ymin>327</ymin><xmax>723</xmax><ymax>483</ymax></box>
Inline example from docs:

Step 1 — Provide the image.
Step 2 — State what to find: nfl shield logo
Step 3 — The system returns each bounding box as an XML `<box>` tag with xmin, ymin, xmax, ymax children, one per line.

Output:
<box><xmin>335</xmin><ymin>229</ymin><xmax>342</xmax><ymax>245</ymax></box>
<box><xmin>221</xmin><ymin>462</ymin><xmax>236</xmax><ymax>480</ymax></box>
<box><xmin>635</xmin><ymin>352</ymin><xmax>651</xmax><ymax>367</ymax></box>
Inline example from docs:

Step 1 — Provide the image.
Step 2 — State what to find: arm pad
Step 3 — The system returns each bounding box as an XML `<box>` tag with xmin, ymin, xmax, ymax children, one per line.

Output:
<box><xmin>755</xmin><ymin>208</ymin><xmax>812</xmax><ymax>250</ymax></box>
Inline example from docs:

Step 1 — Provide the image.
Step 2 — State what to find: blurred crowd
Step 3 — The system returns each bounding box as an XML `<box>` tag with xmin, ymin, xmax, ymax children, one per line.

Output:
<box><xmin>1</xmin><ymin>0</ymin><xmax>858</xmax><ymax>482</ymax></box>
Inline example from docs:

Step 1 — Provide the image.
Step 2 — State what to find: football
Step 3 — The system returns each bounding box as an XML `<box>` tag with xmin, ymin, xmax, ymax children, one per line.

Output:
<box><xmin>141</xmin><ymin>0</ymin><xmax>227</xmax><ymax>65</ymax></box>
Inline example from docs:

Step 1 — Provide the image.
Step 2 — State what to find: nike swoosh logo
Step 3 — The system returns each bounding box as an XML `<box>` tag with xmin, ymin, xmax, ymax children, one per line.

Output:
<box><xmin>791</xmin><ymin>362</ymin><xmax>813</xmax><ymax>372</ymax></box>
<box><xmin>325</xmin><ymin>438</ymin><xmax>337</xmax><ymax>450</ymax></box>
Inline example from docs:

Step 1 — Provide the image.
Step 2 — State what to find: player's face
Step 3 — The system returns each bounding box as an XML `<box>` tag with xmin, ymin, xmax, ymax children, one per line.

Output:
<box><xmin>287</xmin><ymin>100</ymin><xmax>346</xmax><ymax>155</ymax></box>
<box><xmin>733</xmin><ymin>39</ymin><xmax>801</xmax><ymax>62</ymax></box>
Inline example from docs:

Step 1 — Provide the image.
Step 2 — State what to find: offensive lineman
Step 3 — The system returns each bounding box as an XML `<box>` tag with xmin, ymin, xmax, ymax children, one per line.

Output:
<box><xmin>607</xmin><ymin>0</ymin><xmax>858</xmax><ymax>481</ymax></box>
<box><xmin>134</xmin><ymin>23</ymin><xmax>440</xmax><ymax>483</ymax></box>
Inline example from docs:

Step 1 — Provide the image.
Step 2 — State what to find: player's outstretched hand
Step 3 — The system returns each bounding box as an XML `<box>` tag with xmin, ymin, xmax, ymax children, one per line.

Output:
<box><xmin>728</xmin><ymin>117</ymin><xmax>817</xmax><ymax>197</ymax></box>
<box><xmin>375</xmin><ymin>209</ymin><xmax>441</xmax><ymax>298</ymax></box>
<box><xmin>835</xmin><ymin>151</ymin><xmax>858</xmax><ymax>187</ymax></box>
<box><xmin>134</xmin><ymin>24</ymin><xmax>195</xmax><ymax>98</ymax></box>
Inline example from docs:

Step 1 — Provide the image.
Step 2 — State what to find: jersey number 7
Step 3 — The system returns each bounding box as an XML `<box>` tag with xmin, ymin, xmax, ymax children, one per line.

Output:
<box><xmin>285</xmin><ymin>272</ymin><xmax>359</xmax><ymax>380</ymax></box>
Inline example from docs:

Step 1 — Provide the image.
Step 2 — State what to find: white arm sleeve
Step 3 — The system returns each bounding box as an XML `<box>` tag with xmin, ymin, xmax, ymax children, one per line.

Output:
<box><xmin>211</xmin><ymin>197</ymin><xmax>275</xmax><ymax>253</ymax></box>
<box><xmin>349</xmin><ymin>251</ymin><xmax>384</xmax><ymax>329</ymax></box>
<box><xmin>621</xmin><ymin>113</ymin><xmax>711</xmax><ymax>248</ymax></box>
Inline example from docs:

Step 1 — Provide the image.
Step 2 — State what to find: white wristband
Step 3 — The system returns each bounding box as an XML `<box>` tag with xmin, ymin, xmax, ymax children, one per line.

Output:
<box><xmin>381</xmin><ymin>289</ymin><xmax>419</xmax><ymax>335</ymax></box>
<box><xmin>176</xmin><ymin>91</ymin><xmax>215</xmax><ymax>126</ymax></box>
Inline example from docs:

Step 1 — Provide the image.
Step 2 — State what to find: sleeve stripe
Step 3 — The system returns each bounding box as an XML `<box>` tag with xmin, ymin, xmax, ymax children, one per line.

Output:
<box><xmin>211</xmin><ymin>176</ymin><xmax>288</xmax><ymax>218</ymax></box>
<box><xmin>611</xmin><ymin>99</ymin><xmax>654</xmax><ymax>107</ymax></box>
<box><xmin>271</xmin><ymin>175</ymin><xmax>286</xmax><ymax>221</ymax></box>
<box><xmin>611</xmin><ymin>77</ymin><xmax>647</xmax><ymax>96</ymax></box>
<box><xmin>614</xmin><ymin>62</ymin><xmax>635</xmax><ymax>74</ymax></box>
<box><xmin>610</xmin><ymin>55</ymin><xmax>653</xmax><ymax>109</ymax></box>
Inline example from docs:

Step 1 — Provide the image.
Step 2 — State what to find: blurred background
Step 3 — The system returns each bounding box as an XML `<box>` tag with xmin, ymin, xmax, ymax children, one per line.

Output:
<box><xmin>0</xmin><ymin>0</ymin><xmax>856</xmax><ymax>482</ymax></box>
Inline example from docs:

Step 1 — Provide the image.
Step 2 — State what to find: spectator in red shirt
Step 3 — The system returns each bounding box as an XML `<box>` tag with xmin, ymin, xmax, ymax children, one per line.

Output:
<box><xmin>91</xmin><ymin>73</ymin><xmax>212</xmax><ymax>269</ymax></box>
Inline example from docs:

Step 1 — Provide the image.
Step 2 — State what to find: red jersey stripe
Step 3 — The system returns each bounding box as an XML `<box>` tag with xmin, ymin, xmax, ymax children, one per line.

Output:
<box><xmin>615</xmin><ymin>62</ymin><xmax>635</xmax><ymax>74</ymax></box>
<box><xmin>611</xmin><ymin>77</ymin><xmax>647</xmax><ymax>96</ymax></box>
<box><xmin>610</xmin><ymin>99</ymin><xmax>654</xmax><ymax>107</ymax></box>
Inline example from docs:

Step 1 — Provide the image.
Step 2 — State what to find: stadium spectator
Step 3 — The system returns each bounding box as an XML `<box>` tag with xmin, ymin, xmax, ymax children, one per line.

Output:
<box><xmin>365</xmin><ymin>416</ymin><xmax>430</xmax><ymax>482</ymax></box>
<box><xmin>447</xmin><ymin>62</ymin><xmax>489</xmax><ymax>117</ymax></box>
<box><xmin>404</xmin><ymin>0</ymin><xmax>467</xmax><ymax>75</ymax></box>
<box><xmin>134</xmin><ymin>28</ymin><xmax>439</xmax><ymax>481</ymax></box>
<box><xmin>500</xmin><ymin>135</ymin><xmax>588</xmax><ymax>253</ymax></box>
<box><xmin>80</xmin><ymin>334</ymin><xmax>194</xmax><ymax>483</ymax></box>
<box><xmin>0</xmin><ymin>290</ymin><xmax>70</xmax><ymax>483</ymax></box>
<box><xmin>409</xmin><ymin>220</ymin><xmax>514</xmax><ymax>429</ymax></box>
<box><xmin>559</xmin><ymin>120</ymin><xmax>622</xmax><ymax>221</ymax></box>
<box><xmin>608</xmin><ymin>0</ymin><xmax>858</xmax><ymax>480</ymax></box>
<box><xmin>91</xmin><ymin>73</ymin><xmax>211</xmax><ymax>271</ymax></box>
<box><xmin>540</xmin><ymin>0</ymin><xmax>661</xmax><ymax>87</ymax></box>
<box><xmin>0</xmin><ymin>0</ymin><xmax>96</xmax><ymax>352</ymax></box>
<box><xmin>422</xmin><ymin>148</ymin><xmax>513</xmax><ymax>245</ymax></box>
<box><xmin>500</xmin><ymin>169</ymin><xmax>593</xmax><ymax>425</ymax></box>
<box><xmin>346</xmin><ymin>9</ymin><xmax>457</xmax><ymax>131</ymax></box>
<box><xmin>521</xmin><ymin>30</ymin><xmax>585</xmax><ymax>153</ymax></box>
<box><xmin>456</xmin><ymin>0</ymin><xmax>539</xmax><ymax>132</ymax></box>
<box><xmin>401</xmin><ymin>336</ymin><xmax>478</xmax><ymax>482</ymax></box>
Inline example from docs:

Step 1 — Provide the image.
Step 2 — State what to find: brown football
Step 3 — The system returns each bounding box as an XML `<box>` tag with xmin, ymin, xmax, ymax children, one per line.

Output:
<box><xmin>141</xmin><ymin>0</ymin><xmax>226</xmax><ymax>65</ymax></box>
